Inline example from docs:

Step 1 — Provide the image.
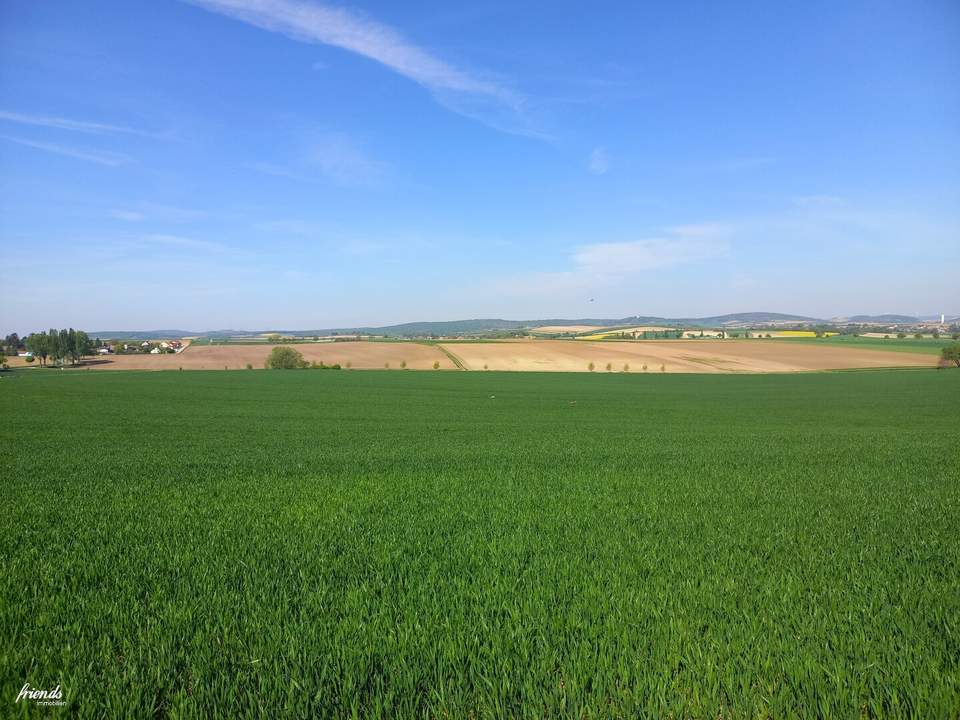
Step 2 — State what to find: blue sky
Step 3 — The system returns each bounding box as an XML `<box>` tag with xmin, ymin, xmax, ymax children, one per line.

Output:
<box><xmin>1</xmin><ymin>0</ymin><xmax>958</xmax><ymax>332</ymax></box>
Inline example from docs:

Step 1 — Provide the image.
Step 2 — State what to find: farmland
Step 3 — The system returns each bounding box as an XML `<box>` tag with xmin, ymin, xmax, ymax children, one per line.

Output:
<box><xmin>2</xmin><ymin>369</ymin><xmax>958</xmax><ymax>717</ymax></box>
<box><xmin>5</xmin><ymin>338</ymin><xmax>939</xmax><ymax>373</ymax></box>
<box><xmin>438</xmin><ymin>339</ymin><xmax>936</xmax><ymax>372</ymax></box>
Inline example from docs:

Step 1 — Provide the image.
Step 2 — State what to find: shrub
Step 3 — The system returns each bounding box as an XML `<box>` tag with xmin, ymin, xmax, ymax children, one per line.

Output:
<box><xmin>897</xmin><ymin>333</ymin><xmax>906</xmax><ymax>339</ymax></box>
<box><xmin>605</xmin><ymin>362</ymin><xmax>612</xmax><ymax>372</ymax></box>
<box><xmin>914</xmin><ymin>333</ymin><xmax>923</xmax><ymax>339</ymax></box>
<box><xmin>483</xmin><ymin>364</ymin><xmax>488</xmax><ymax>370</ymax></box>
<box><xmin>433</xmin><ymin>361</ymin><xmax>440</xmax><ymax>370</ymax></box>
<box><xmin>588</xmin><ymin>362</ymin><xmax>595</xmax><ymax>372</ymax></box>
<box><xmin>940</xmin><ymin>343</ymin><xmax>960</xmax><ymax>368</ymax></box>
<box><xmin>660</xmin><ymin>364</ymin><xmax>666</xmax><ymax>372</ymax></box>
<box><xmin>642</xmin><ymin>364</ymin><xmax>648</xmax><ymax>372</ymax></box>
<box><xmin>346</xmin><ymin>361</ymin><xmax>352</xmax><ymax>369</ymax></box>
<box><xmin>400</xmin><ymin>360</ymin><xmax>407</xmax><ymax>369</ymax></box>
<box><xmin>246</xmin><ymin>363</ymin><xmax>253</xmax><ymax>370</ymax></box>
<box><xmin>266</xmin><ymin>346</ymin><xmax>307</xmax><ymax>369</ymax></box>
<box><xmin>384</xmin><ymin>362</ymin><xmax>390</xmax><ymax>369</ymax></box>
<box><xmin>25</xmin><ymin>354</ymin><xmax>35</xmax><ymax>364</ymax></box>
<box><xmin>623</xmin><ymin>363</ymin><xmax>630</xmax><ymax>372</ymax></box>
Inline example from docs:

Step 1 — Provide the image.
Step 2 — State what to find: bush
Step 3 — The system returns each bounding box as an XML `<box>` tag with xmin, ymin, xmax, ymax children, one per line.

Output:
<box><xmin>660</xmin><ymin>364</ymin><xmax>666</xmax><ymax>372</ymax></box>
<box><xmin>914</xmin><ymin>333</ymin><xmax>924</xmax><ymax>340</ymax></box>
<box><xmin>266</xmin><ymin>346</ymin><xmax>307</xmax><ymax>369</ymax></box>
<box><xmin>940</xmin><ymin>343</ymin><xmax>960</xmax><ymax>368</ymax></box>
<box><xmin>25</xmin><ymin>355</ymin><xmax>35</xmax><ymax>364</ymax></box>
<box><xmin>400</xmin><ymin>360</ymin><xmax>407</xmax><ymax>369</ymax></box>
<box><xmin>246</xmin><ymin>363</ymin><xmax>253</xmax><ymax>370</ymax></box>
<box><xmin>897</xmin><ymin>333</ymin><xmax>906</xmax><ymax>339</ymax></box>
<box><xmin>605</xmin><ymin>362</ymin><xmax>612</xmax><ymax>372</ymax></box>
<box><xmin>588</xmin><ymin>362</ymin><xmax>595</xmax><ymax>372</ymax></box>
<box><xmin>433</xmin><ymin>361</ymin><xmax>440</xmax><ymax>370</ymax></box>
<box><xmin>623</xmin><ymin>363</ymin><xmax>630</xmax><ymax>372</ymax></box>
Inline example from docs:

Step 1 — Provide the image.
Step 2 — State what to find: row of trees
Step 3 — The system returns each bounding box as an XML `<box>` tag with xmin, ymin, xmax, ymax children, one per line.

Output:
<box><xmin>25</xmin><ymin>329</ymin><xmax>93</xmax><ymax>367</ymax></box>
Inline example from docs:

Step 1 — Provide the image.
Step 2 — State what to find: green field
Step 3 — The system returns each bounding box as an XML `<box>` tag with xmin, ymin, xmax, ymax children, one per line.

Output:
<box><xmin>2</xmin><ymin>369</ymin><xmax>959</xmax><ymax>718</ymax></box>
<box><xmin>769</xmin><ymin>334</ymin><xmax>953</xmax><ymax>355</ymax></box>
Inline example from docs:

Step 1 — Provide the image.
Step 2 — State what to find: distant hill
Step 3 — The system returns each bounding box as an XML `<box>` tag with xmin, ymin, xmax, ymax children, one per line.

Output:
<box><xmin>88</xmin><ymin>312</ymin><xmax>831</xmax><ymax>339</ymax></box>
<box><xmin>88</xmin><ymin>329</ymin><xmax>200</xmax><ymax>340</ymax></box>
<box><xmin>844</xmin><ymin>315</ymin><xmax>919</xmax><ymax>324</ymax></box>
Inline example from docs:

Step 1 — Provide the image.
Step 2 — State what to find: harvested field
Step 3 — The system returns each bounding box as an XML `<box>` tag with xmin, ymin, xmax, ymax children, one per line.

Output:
<box><xmin>45</xmin><ymin>342</ymin><xmax>455</xmax><ymax>371</ymax></box>
<box><xmin>441</xmin><ymin>339</ymin><xmax>937</xmax><ymax>373</ymax></box>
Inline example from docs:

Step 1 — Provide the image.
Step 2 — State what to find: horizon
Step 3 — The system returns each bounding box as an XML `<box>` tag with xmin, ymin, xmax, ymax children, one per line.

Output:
<box><xmin>6</xmin><ymin>309</ymin><xmax>960</xmax><ymax>338</ymax></box>
<box><xmin>2</xmin><ymin>1</ymin><xmax>958</xmax><ymax>333</ymax></box>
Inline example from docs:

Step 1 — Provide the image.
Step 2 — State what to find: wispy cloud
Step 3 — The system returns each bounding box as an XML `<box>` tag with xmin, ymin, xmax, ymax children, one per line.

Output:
<box><xmin>490</xmin><ymin>225</ymin><xmax>729</xmax><ymax>300</ymax></box>
<box><xmin>793</xmin><ymin>194</ymin><xmax>845</xmax><ymax>208</ymax></box>
<box><xmin>248</xmin><ymin>132</ymin><xmax>388</xmax><ymax>187</ymax></box>
<box><xmin>588</xmin><ymin>147</ymin><xmax>609</xmax><ymax>175</ymax></box>
<box><xmin>1</xmin><ymin>136</ymin><xmax>131</xmax><ymax>166</ymax></box>
<box><xmin>109</xmin><ymin>204</ymin><xmax>207</xmax><ymax>222</ymax></box>
<box><xmin>309</xmin><ymin>132</ymin><xmax>387</xmax><ymax>187</ymax></box>
<box><xmin>109</xmin><ymin>209</ymin><xmax>146</xmax><ymax>221</ymax></box>
<box><xmin>0</xmin><ymin>110</ymin><xmax>158</xmax><ymax>138</ymax></box>
<box><xmin>141</xmin><ymin>234</ymin><xmax>227</xmax><ymax>253</ymax></box>
<box><xmin>185</xmin><ymin>0</ymin><xmax>536</xmax><ymax>136</ymax></box>
<box><xmin>573</xmin><ymin>232</ymin><xmax>728</xmax><ymax>277</ymax></box>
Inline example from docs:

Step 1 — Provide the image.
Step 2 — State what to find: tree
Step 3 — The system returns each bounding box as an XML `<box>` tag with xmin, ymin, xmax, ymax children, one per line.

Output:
<box><xmin>914</xmin><ymin>332</ymin><xmax>924</xmax><ymax>339</ymax></box>
<box><xmin>265</xmin><ymin>346</ymin><xmax>307</xmax><ymax>369</ymax></box>
<box><xmin>3</xmin><ymin>333</ymin><xmax>20</xmax><ymax>353</ymax></box>
<box><xmin>940</xmin><ymin>344</ymin><xmax>960</xmax><ymax>368</ymax></box>
<box><xmin>26</xmin><ymin>332</ymin><xmax>50</xmax><ymax>367</ymax></box>
<box><xmin>588</xmin><ymin>362</ymin><xmax>595</xmax><ymax>371</ymax></box>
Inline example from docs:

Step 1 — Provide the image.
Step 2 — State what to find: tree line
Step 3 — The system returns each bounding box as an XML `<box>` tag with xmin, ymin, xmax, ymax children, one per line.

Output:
<box><xmin>24</xmin><ymin>329</ymin><xmax>94</xmax><ymax>367</ymax></box>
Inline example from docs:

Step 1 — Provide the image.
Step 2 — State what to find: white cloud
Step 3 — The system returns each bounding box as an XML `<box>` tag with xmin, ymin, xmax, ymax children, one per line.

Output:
<box><xmin>573</xmin><ymin>237</ymin><xmax>727</xmax><ymax>276</ymax></box>
<box><xmin>250</xmin><ymin>133</ymin><xmax>388</xmax><ymax>187</ymax></box>
<box><xmin>308</xmin><ymin>132</ymin><xmax>387</xmax><ymax>187</ymax></box>
<box><xmin>588</xmin><ymin>147</ymin><xmax>609</xmax><ymax>175</ymax></box>
<box><xmin>792</xmin><ymin>194</ymin><xmax>846</xmax><ymax>208</ymax></box>
<box><xmin>110</xmin><ymin>209</ymin><xmax>146</xmax><ymax>221</ymax></box>
<box><xmin>488</xmin><ymin>225</ymin><xmax>729</xmax><ymax>302</ymax></box>
<box><xmin>0</xmin><ymin>110</ymin><xmax>155</xmax><ymax>138</ymax></box>
<box><xmin>1</xmin><ymin>136</ymin><xmax>131</xmax><ymax>166</ymax></box>
<box><xmin>141</xmin><ymin>234</ymin><xmax>227</xmax><ymax>253</ymax></box>
<box><xmin>185</xmin><ymin>0</ymin><xmax>533</xmax><ymax>135</ymax></box>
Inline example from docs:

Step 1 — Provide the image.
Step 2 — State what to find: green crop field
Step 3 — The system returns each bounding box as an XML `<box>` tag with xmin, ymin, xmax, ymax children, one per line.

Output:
<box><xmin>769</xmin><ymin>334</ymin><xmax>953</xmax><ymax>355</ymax></box>
<box><xmin>2</xmin><ymin>369</ymin><xmax>958</xmax><ymax>718</ymax></box>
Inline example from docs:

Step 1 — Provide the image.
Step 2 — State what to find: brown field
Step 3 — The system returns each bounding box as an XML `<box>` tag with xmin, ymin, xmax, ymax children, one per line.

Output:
<box><xmin>8</xmin><ymin>342</ymin><xmax>454</xmax><ymax>371</ymax></box>
<box><xmin>6</xmin><ymin>338</ymin><xmax>938</xmax><ymax>373</ymax></box>
<box><xmin>438</xmin><ymin>339</ymin><xmax>937</xmax><ymax>373</ymax></box>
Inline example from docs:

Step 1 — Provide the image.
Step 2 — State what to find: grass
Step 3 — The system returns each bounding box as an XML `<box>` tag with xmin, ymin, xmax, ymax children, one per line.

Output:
<box><xmin>2</xmin><ymin>369</ymin><xmax>959</xmax><ymax>718</ymax></box>
<box><xmin>769</xmin><ymin>334</ymin><xmax>952</xmax><ymax>355</ymax></box>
